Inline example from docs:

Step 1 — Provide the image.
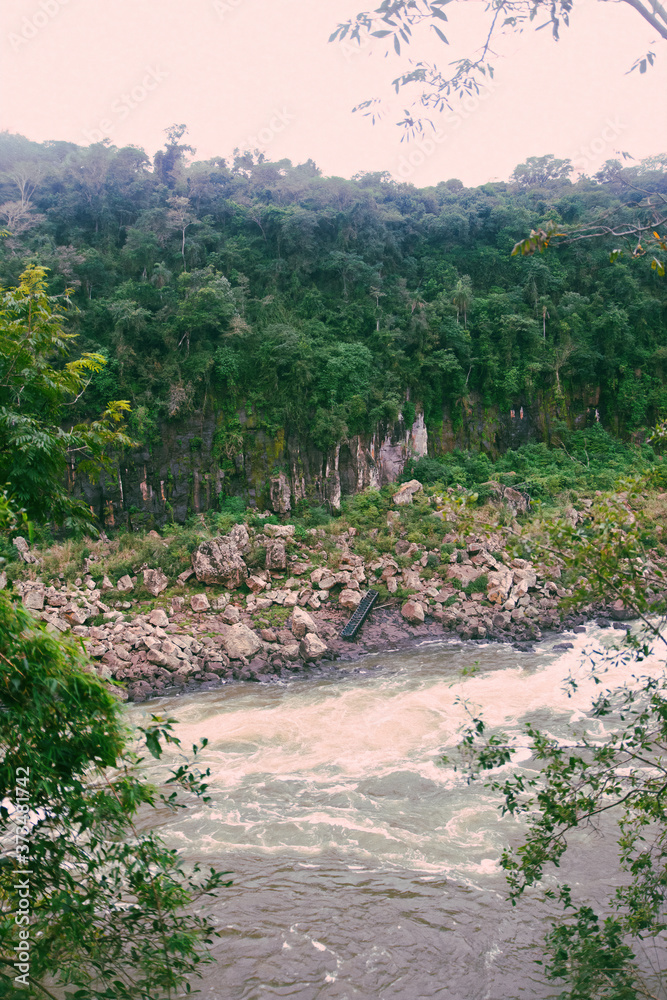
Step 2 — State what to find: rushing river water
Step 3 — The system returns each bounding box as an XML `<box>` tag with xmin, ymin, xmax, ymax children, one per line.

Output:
<box><xmin>129</xmin><ymin>628</ymin><xmax>667</xmax><ymax>1000</ymax></box>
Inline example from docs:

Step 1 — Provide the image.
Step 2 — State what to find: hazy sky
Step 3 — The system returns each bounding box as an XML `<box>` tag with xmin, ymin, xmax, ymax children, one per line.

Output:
<box><xmin>2</xmin><ymin>0</ymin><xmax>666</xmax><ymax>187</ymax></box>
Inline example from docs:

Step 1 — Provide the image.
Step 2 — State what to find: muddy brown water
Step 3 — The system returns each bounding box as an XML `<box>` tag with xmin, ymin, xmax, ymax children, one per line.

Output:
<box><xmin>129</xmin><ymin>629</ymin><xmax>667</xmax><ymax>1000</ymax></box>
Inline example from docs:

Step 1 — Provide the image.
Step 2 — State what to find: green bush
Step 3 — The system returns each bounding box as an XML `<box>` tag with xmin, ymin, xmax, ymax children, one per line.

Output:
<box><xmin>0</xmin><ymin>592</ymin><xmax>228</xmax><ymax>999</ymax></box>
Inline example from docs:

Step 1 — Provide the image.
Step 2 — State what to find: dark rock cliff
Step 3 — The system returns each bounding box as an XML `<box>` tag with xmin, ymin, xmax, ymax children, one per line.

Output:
<box><xmin>77</xmin><ymin>393</ymin><xmax>600</xmax><ymax>529</ymax></box>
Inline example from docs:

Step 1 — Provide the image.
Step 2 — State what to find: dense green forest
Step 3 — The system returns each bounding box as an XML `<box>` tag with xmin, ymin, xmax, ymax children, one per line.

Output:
<box><xmin>1</xmin><ymin>130</ymin><xmax>666</xmax><ymax>459</ymax></box>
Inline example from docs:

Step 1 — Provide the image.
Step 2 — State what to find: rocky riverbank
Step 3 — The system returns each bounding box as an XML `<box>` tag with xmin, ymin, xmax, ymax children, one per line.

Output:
<box><xmin>7</xmin><ymin>480</ymin><xmax>636</xmax><ymax>702</ymax></box>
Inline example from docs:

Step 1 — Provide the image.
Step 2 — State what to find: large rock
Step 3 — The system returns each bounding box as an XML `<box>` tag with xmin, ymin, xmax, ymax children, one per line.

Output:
<box><xmin>300</xmin><ymin>633</ymin><xmax>328</xmax><ymax>661</ymax></box>
<box><xmin>446</xmin><ymin>564</ymin><xmax>483</xmax><ymax>588</ymax></box>
<box><xmin>291</xmin><ymin>606</ymin><xmax>318</xmax><ymax>639</ymax></box>
<box><xmin>485</xmin><ymin>481</ymin><xmax>530</xmax><ymax>516</ymax></box>
<box><xmin>221</xmin><ymin>624</ymin><xmax>262</xmax><ymax>660</ymax></box>
<box><xmin>116</xmin><ymin>575</ymin><xmax>134</xmax><ymax>593</ymax></box>
<box><xmin>148</xmin><ymin>607</ymin><xmax>170</xmax><ymax>628</ymax></box>
<box><xmin>264</xmin><ymin>524</ymin><xmax>295</xmax><ymax>538</ymax></box>
<box><xmin>64</xmin><ymin>606</ymin><xmax>90</xmax><ymax>626</ymax></box>
<box><xmin>486</xmin><ymin>568</ymin><xmax>513</xmax><ymax>604</ymax></box>
<box><xmin>192</xmin><ymin>538</ymin><xmax>248</xmax><ymax>588</ymax></box>
<box><xmin>270</xmin><ymin>472</ymin><xmax>291</xmax><ymax>513</ymax></box>
<box><xmin>23</xmin><ymin>589</ymin><xmax>45</xmax><ymax>611</ymax></box>
<box><xmin>190</xmin><ymin>593</ymin><xmax>211</xmax><ymax>612</ymax></box>
<box><xmin>229</xmin><ymin>523</ymin><xmax>250</xmax><ymax>553</ymax></box>
<box><xmin>143</xmin><ymin>568</ymin><xmax>169</xmax><ymax>597</ymax></box>
<box><xmin>401</xmin><ymin>569</ymin><xmax>421</xmax><ymax>590</ymax></box>
<box><xmin>393</xmin><ymin>480</ymin><xmax>423</xmax><ymax>506</ymax></box>
<box><xmin>265</xmin><ymin>539</ymin><xmax>287</xmax><ymax>571</ymax></box>
<box><xmin>401</xmin><ymin>599</ymin><xmax>425</xmax><ymax>624</ymax></box>
<box><xmin>512</xmin><ymin>566</ymin><xmax>537</xmax><ymax>589</ymax></box>
<box><xmin>12</xmin><ymin>536</ymin><xmax>38</xmax><ymax>564</ymax></box>
<box><xmin>339</xmin><ymin>588</ymin><xmax>362</xmax><ymax>610</ymax></box>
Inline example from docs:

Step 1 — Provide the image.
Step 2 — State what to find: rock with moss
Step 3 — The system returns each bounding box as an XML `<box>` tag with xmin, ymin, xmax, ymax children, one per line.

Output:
<box><xmin>192</xmin><ymin>537</ymin><xmax>248</xmax><ymax>588</ymax></box>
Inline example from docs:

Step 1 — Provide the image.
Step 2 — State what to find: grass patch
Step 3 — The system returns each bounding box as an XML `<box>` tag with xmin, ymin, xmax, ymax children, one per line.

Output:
<box><xmin>251</xmin><ymin>606</ymin><xmax>292</xmax><ymax>629</ymax></box>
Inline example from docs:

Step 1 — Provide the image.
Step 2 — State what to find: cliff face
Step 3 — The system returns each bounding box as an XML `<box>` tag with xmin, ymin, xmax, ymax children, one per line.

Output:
<box><xmin>78</xmin><ymin>394</ymin><xmax>599</xmax><ymax>529</ymax></box>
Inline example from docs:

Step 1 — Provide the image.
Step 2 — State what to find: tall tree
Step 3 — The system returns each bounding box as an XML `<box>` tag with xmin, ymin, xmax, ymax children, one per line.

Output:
<box><xmin>0</xmin><ymin>265</ymin><xmax>133</xmax><ymax>533</ymax></box>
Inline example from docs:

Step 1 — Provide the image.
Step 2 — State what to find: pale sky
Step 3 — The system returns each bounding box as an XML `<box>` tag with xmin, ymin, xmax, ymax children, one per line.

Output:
<box><xmin>1</xmin><ymin>0</ymin><xmax>666</xmax><ymax>187</ymax></box>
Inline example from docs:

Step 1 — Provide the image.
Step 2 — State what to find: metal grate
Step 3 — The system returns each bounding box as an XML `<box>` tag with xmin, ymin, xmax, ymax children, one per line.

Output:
<box><xmin>339</xmin><ymin>589</ymin><xmax>379</xmax><ymax>641</ymax></box>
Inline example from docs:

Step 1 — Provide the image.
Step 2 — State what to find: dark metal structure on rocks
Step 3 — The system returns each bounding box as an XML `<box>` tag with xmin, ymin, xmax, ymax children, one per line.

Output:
<box><xmin>340</xmin><ymin>590</ymin><xmax>379</xmax><ymax>641</ymax></box>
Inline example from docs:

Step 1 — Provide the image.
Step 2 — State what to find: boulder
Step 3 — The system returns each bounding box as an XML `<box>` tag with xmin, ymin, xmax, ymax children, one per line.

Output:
<box><xmin>171</xmin><ymin>596</ymin><xmax>185</xmax><ymax>613</ymax></box>
<box><xmin>116</xmin><ymin>575</ymin><xmax>134</xmax><ymax>593</ymax></box>
<box><xmin>221</xmin><ymin>624</ymin><xmax>262</xmax><ymax>660</ymax></box>
<box><xmin>148</xmin><ymin>607</ymin><xmax>170</xmax><ymax>628</ymax></box>
<box><xmin>101</xmin><ymin>575</ymin><xmax>113</xmax><ymax>590</ymax></box>
<box><xmin>143</xmin><ymin>568</ymin><xmax>169</xmax><ymax>597</ymax></box>
<box><xmin>23</xmin><ymin>589</ymin><xmax>45</xmax><ymax>611</ymax></box>
<box><xmin>221</xmin><ymin>605</ymin><xmax>241</xmax><ymax>624</ymax></box>
<box><xmin>513</xmin><ymin>566</ymin><xmax>537</xmax><ymax>589</ymax></box>
<box><xmin>300</xmin><ymin>633</ymin><xmax>328</xmax><ymax>661</ymax></box>
<box><xmin>229</xmin><ymin>523</ymin><xmax>250</xmax><ymax>553</ymax></box>
<box><xmin>12</xmin><ymin>536</ymin><xmax>38</xmax><ymax>564</ymax></box>
<box><xmin>486</xmin><ymin>568</ymin><xmax>513</xmax><ymax>604</ymax></box>
<box><xmin>339</xmin><ymin>588</ymin><xmax>362</xmax><ymax>610</ymax></box>
<box><xmin>0</xmin><ymin>571</ymin><xmax>6</xmax><ymax>590</ymax></box>
<box><xmin>485</xmin><ymin>481</ymin><xmax>530</xmax><ymax>516</ymax></box>
<box><xmin>64</xmin><ymin>606</ymin><xmax>90</xmax><ymax>626</ymax></box>
<box><xmin>291</xmin><ymin>605</ymin><xmax>318</xmax><ymax>639</ymax></box>
<box><xmin>446</xmin><ymin>564</ymin><xmax>483</xmax><ymax>588</ymax></box>
<box><xmin>393</xmin><ymin>480</ymin><xmax>423</xmax><ymax>506</ymax></box>
<box><xmin>401</xmin><ymin>569</ymin><xmax>421</xmax><ymax>590</ymax></box>
<box><xmin>610</xmin><ymin>599</ymin><xmax>634</xmax><ymax>621</ymax></box>
<box><xmin>265</xmin><ymin>539</ymin><xmax>287</xmax><ymax>571</ymax></box>
<box><xmin>264</xmin><ymin>524</ymin><xmax>295</xmax><ymax>538</ymax></box>
<box><xmin>192</xmin><ymin>538</ymin><xmax>248</xmax><ymax>588</ymax></box>
<box><xmin>401</xmin><ymin>599</ymin><xmax>425</xmax><ymax>624</ymax></box>
<box><xmin>246</xmin><ymin>574</ymin><xmax>267</xmax><ymax>593</ymax></box>
<box><xmin>190</xmin><ymin>593</ymin><xmax>211</xmax><ymax>613</ymax></box>
<box><xmin>270</xmin><ymin>472</ymin><xmax>292</xmax><ymax>514</ymax></box>
<box><xmin>380</xmin><ymin>561</ymin><xmax>399</xmax><ymax>581</ymax></box>
<box><xmin>177</xmin><ymin>569</ymin><xmax>194</xmax><ymax>586</ymax></box>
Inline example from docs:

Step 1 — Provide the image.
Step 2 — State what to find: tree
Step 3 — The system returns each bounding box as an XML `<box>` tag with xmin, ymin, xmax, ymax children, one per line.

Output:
<box><xmin>0</xmin><ymin>580</ymin><xmax>229</xmax><ymax>1000</ymax></box>
<box><xmin>153</xmin><ymin>124</ymin><xmax>195</xmax><ymax>190</ymax></box>
<box><xmin>511</xmin><ymin>162</ymin><xmax>667</xmax><ymax>276</ymax></box>
<box><xmin>331</xmin><ymin>1</ymin><xmax>667</xmax><ymax>134</ymax></box>
<box><xmin>452</xmin><ymin>275</ymin><xmax>472</xmax><ymax>327</ymax></box>
<box><xmin>0</xmin><ymin>265</ymin><xmax>134</xmax><ymax>533</ymax></box>
<box><xmin>511</xmin><ymin>154</ymin><xmax>573</xmax><ymax>188</ymax></box>
<box><xmin>457</xmin><ymin>485</ymin><xmax>667</xmax><ymax>998</ymax></box>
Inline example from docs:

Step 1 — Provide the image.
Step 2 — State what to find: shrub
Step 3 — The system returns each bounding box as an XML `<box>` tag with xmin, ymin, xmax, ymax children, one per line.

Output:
<box><xmin>0</xmin><ymin>592</ymin><xmax>228</xmax><ymax>999</ymax></box>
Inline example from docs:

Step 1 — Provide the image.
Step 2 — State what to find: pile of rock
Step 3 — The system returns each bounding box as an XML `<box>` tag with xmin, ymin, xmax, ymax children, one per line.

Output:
<box><xmin>387</xmin><ymin>538</ymin><xmax>567</xmax><ymax>642</ymax></box>
<box><xmin>13</xmin><ymin>574</ymin><xmax>334</xmax><ymax>701</ymax></box>
<box><xmin>6</xmin><ymin>487</ymin><xmax>582</xmax><ymax>701</ymax></box>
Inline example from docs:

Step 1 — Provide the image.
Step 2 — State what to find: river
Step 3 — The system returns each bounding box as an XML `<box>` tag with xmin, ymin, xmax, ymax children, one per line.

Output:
<box><xmin>129</xmin><ymin>627</ymin><xmax>667</xmax><ymax>1000</ymax></box>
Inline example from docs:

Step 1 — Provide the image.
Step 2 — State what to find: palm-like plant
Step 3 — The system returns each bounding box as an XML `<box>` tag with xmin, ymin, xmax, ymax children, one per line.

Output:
<box><xmin>452</xmin><ymin>275</ymin><xmax>473</xmax><ymax>327</ymax></box>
